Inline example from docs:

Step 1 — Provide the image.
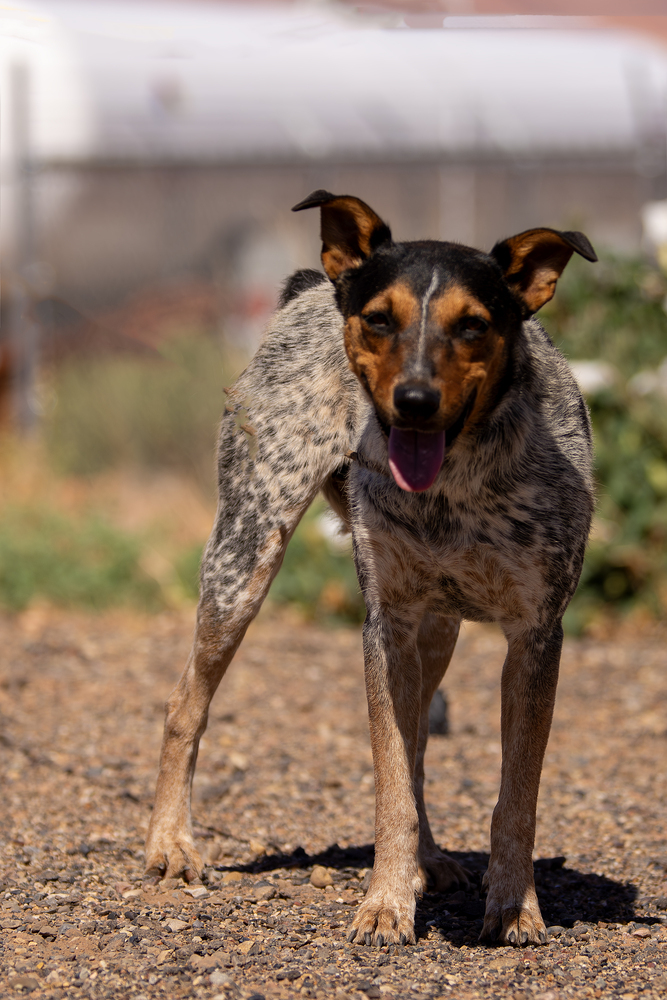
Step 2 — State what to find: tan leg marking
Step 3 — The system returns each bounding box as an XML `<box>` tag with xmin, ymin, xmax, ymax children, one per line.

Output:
<box><xmin>349</xmin><ymin>607</ymin><xmax>468</xmax><ymax>944</ymax></box>
<box><xmin>348</xmin><ymin>606</ymin><xmax>424</xmax><ymax>946</ymax></box>
<box><xmin>480</xmin><ymin>625</ymin><xmax>562</xmax><ymax>946</ymax></box>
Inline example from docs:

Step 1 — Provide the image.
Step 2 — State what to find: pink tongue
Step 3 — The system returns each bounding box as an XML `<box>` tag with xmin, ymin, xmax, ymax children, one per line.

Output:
<box><xmin>388</xmin><ymin>428</ymin><xmax>445</xmax><ymax>492</ymax></box>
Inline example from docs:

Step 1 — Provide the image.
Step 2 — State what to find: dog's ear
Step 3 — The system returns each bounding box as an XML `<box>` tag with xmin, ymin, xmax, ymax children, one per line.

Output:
<box><xmin>491</xmin><ymin>228</ymin><xmax>597</xmax><ymax>315</ymax></box>
<box><xmin>292</xmin><ymin>190</ymin><xmax>392</xmax><ymax>280</ymax></box>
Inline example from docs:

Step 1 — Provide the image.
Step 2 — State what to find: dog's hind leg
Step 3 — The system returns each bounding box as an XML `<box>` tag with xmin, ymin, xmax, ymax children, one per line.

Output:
<box><xmin>480</xmin><ymin>623</ymin><xmax>562</xmax><ymax>946</ymax></box>
<box><xmin>414</xmin><ymin>613</ymin><xmax>471</xmax><ymax>892</ymax></box>
<box><xmin>144</xmin><ymin>534</ymin><xmax>293</xmax><ymax>882</ymax></box>
<box><xmin>145</xmin><ymin>592</ymin><xmax>273</xmax><ymax>882</ymax></box>
<box><xmin>145</xmin><ymin>403</ymin><xmax>338</xmax><ymax>882</ymax></box>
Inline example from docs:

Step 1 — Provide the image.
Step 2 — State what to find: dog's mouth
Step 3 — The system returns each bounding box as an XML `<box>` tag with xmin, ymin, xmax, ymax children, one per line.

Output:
<box><xmin>386</xmin><ymin>391</ymin><xmax>477</xmax><ymax>493</ymax></box>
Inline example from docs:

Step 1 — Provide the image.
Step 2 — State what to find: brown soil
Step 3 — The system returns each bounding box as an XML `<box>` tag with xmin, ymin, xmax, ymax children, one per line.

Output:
<box><xmin>1</xmin><ymin>606</ymin><xmax>666</xmax><ymax>999</ymax></box>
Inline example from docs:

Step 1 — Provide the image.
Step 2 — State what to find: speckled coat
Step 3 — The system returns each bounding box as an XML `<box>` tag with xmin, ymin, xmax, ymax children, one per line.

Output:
<box><xmin>145</xmin><ymin>194</ymin><xmax>596</xmax><ymax>952</ymax></box>
<box><xmin>207</xmin><ymin>279</ymin><xmax>592</xmax><ymax>635</ymax></box>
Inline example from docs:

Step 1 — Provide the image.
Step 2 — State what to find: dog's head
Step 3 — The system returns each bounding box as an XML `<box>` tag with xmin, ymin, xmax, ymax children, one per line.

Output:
<box><xmin>293</xmin><ymin>190</ymin><xmax>596</xmax><ymax>492</ymax></box>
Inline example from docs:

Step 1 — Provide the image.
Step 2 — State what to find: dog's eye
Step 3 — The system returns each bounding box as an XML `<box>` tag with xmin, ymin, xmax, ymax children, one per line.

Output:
<box><xmin>460</xmin><ymin>316</ymin><xmax>489</xmax><ymax>336</ymax></box>
<box><xmin>362</xmin><ymin>311</ymin><xmax>392</xmax><ymax>332</ymax></box>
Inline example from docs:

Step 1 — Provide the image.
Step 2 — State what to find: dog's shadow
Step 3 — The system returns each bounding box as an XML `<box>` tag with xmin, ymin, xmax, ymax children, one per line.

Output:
<box><xmin>209</xmin><ymin>843</ymin><xmax>652</xmax><ymax>942</ymax></box>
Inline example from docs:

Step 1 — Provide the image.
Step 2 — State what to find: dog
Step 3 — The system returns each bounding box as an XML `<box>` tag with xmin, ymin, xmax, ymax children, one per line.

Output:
<box><xmin>145</xmin><ymin>190</ymin><xmax>597</xmax><ymax>948</ymax></box>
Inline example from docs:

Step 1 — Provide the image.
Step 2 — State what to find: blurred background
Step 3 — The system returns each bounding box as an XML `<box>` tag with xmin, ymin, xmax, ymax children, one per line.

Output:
<box><xmin>2</xmin><ymin>0</ymin><xmax>667</xmax><ymax>631</ymax></box>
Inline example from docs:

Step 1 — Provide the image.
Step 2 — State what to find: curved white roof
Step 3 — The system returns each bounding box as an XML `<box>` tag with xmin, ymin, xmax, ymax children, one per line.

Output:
<box><xmin>2</xmin><ymin>1</ymin><xmax>667</xmax><ymax>164</ymax></box>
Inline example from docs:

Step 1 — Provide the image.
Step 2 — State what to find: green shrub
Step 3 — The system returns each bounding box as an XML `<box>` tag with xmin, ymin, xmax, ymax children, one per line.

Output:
<box><xmin>0</xmin><ymin>506</ymin><xmax>163</xmax><ymax>612</ymax></box>
<box><xmin>543</xmin><ymin>252</ymin><xmax>667</xmax><ymax>377</ymax></box>
<box><xmin>544</xmin><ymin>254</ymin><xmax>667</xmax><ymax>631</ymax></box>
<box><xmin>45</xmin><ymin>334</ymin><xmax>230</xmax><ymax>490</ymax></box>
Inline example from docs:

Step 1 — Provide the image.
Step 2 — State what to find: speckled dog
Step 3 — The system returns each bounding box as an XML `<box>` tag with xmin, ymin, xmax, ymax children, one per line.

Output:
<box><xmin>145</xmin><ymin>191</ymin><xmax>597</xmax><ymax>948</ymax></box>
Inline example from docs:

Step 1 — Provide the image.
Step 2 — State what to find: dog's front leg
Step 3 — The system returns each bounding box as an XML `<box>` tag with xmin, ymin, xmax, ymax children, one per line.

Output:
<box><xmin>349</xmin><ymin>604</ymin><xmax>425</xmax><ymax>946</ymax></box>
<box><xmin>481</xmin><ymin>623</ymin><xmax>562</xmax><ymax>946</ymax></box>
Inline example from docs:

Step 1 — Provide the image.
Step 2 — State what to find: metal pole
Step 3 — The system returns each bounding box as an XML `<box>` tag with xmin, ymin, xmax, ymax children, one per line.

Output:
<box><xmin>8</xmin><ymin>61</ymin><xmax>40</xmax><ymax>433</ymax></box>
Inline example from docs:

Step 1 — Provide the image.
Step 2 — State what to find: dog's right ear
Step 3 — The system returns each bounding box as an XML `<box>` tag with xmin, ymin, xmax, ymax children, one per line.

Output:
<box><xmin>292</xmin><ymin>190</ymin><xmax>392</xmax><ymax>281</ymax></box>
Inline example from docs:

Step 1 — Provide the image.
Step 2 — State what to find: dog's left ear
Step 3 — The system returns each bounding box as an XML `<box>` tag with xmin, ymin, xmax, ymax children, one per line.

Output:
<box><xmin>292</xmin><ymin>190</ymin><xmax>392</xmax><ymax>281</ymax></box>
<box><xmin>491</xmin><ymin>228</ymin><xmax>597</xmax><ymax>315</ymax></box>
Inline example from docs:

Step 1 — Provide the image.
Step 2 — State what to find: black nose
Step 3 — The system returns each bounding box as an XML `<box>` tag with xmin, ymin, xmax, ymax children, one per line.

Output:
<box><xmin>393</xmin><ymin>383</ymin><xmax>441</xmax><ymax>422</ymax></box>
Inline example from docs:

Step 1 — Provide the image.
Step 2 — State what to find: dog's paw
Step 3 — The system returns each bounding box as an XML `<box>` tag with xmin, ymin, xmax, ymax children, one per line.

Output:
<box><xmin>479</xmin><ymin>896</ymin><xmax>547</xmax><ymax>947</ymax></box>
<box><xmin>144</xmin><ymin>832</ymin><xmax>204</xmax><ymax>884</ymax></box>
<box><xmin>347</xmin><ymin>895</ymin><xmax>416</xmax><ymax>947</ymax></box>
<box><xmin>419</xmin><ymin>850</ymin><xmax>471</xmax><ymax>893</ymax></box>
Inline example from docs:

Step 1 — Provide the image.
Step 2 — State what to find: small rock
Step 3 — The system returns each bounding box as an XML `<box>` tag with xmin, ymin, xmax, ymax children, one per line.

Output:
<box><xmin>310</xmin><ymin>866</ymin><xmax>334</xmax><ymax>889</ymax></box>
<box><xmin>11</xmin><ymin>976</ymin><xmax>40</xmax><ymax>993</ymax></box>
<box><xmin>632</xmin><ymin>926</ymin><xmax>651</xmax><ymax>938</ymax></box>
<box><xmin>190</xmin><ymin>954</ymin><xmax>219</xmax><ymax>972</ymax></box>
<box><xmin>182</xmin><ymin>886</ymin><xmax>208</xmax><ymax>899</ymax></box>
<box><xmin>211</xmin><ymin>949</ymin><xmax>232</xmax><ymax>967</ymax></box>
<box><xmin>249</xmin><ymin>839</ymin><xmax>266</xmax><ymax>856</ymax></box>
<box><xmin>113</xmin><ymin>881</ymin><xmax>133</xmax><ymax>896</ymax></box>
<box><xmin>489</xmin><ymin>954</ymin><xmax>518</xmax><ymax>971</ymax></box>
<box><xmin>277</xmin><ymin>968</ymin><xmax>302</xmax><ymax>982</ymax></box>
<box><xmin>220</xmin><ymin>871</ymin><xmax>243</xmax><ymax>883</ymax></box>
<box><xmin>167</xmin><ymin>918</ymin><xmax>189</xmax><ymax>933</ymax></box>
<box><xmin>252</xmin><ymin>884</ymin><xmax>276</xmax><ymax>901</ymax></box>
<box><xmin>210</xmin><ymin>970</ymin><xmax>232</xmax><ymax>987</ymax></box>
<box><xmin>239</xmin><ymin>939</ymin><xmax>260</xmax><ymax>955</ymax></box>
<box><xmin>105</xmin><ymin>932</ymin><xmax>127</xmax><ymax>950</ymax></box>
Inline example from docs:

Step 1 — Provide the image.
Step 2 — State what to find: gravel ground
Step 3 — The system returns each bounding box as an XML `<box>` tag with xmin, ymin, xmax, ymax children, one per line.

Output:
<box><xmin>1</xmin><ymin>605</ymin><xmax>666</xmax><ymax>1000</ymax></box>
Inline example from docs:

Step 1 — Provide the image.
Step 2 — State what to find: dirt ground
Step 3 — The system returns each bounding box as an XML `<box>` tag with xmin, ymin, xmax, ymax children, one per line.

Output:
<box><xmin>1</xmin><ymin>605</ymin><xmax>666</xmax><ymax>1000</ymax></box>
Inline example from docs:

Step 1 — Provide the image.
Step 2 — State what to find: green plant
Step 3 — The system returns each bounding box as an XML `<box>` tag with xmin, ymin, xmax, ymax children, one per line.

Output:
<box><xmin>543</xmin><ymin>253</ymin><xmax>667</xmax><ymax>631</ymax></box>
<box><xmin>0</xmin><ymin>506</ymin><xmax>163</xmax><ymax>612</ymax></box>
<box><xmin>45</xmin><ymin>334</ymin><xmax>231</xmax><ymax>489</ymax></box>
<box><xmin>543</xmin><ymin>252</ymin><xmax>667</xmax><ymax>378</ymax></box>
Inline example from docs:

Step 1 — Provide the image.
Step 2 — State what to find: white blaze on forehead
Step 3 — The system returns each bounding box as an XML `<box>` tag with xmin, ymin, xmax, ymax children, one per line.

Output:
<box><xmin>417</xmin><ymin>269</ymin><xmax>440</xmax><ymax>368</ymax></box>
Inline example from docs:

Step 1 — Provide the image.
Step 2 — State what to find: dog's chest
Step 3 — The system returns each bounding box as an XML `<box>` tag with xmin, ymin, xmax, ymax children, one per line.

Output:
<box><xmin>352</xmin><ymin>461</ymin><xmax>579</xmax><ymax>625</ymax></box>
